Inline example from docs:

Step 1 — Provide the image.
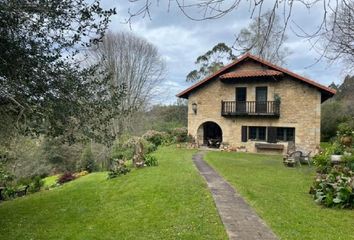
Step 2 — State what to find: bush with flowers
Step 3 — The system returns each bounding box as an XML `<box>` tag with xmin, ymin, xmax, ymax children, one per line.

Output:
<box><xmin>73</xmin><ymin>170</ymin><xmax>89</xmax><ymax>178</ymax></box>
<box><xmin>310</xmin><ymin>165</ymin><xmax>354</xmax><ymax>208</ymax></box>
<box><xmin>310</xmin><ymin>124</ymin><xmax>354</xmax><ymax>208</ymax></box>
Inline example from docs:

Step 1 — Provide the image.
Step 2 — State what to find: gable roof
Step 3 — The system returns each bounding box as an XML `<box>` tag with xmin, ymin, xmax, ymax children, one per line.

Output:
<box><xmin>176</xmin><ymin>53</ymin><xmax>336</xmax><ymax>101</ymax></box>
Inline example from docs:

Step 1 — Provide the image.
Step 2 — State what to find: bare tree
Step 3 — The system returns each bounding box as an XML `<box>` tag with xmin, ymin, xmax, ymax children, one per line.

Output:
<box><xmin>90</xmin><ymin>31</ymin><xmax>165</xmax><ymax>134</ymax></box>
<box><xmin>125</xmin><ymin>0</ymin><xmax>353</xmax><ymax>70</ymax></box>
<box><xmin>233</xmin><ymin>11</ymin><xmax>290</xmax><ymax>65</ymax></box>
<box><xmin>318</xmin><ymin>2</ymin><xmax>354</xmax><ymax>70</ymax></box>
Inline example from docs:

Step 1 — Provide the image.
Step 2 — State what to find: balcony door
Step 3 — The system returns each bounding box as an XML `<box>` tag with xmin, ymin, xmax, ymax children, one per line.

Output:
<box><xmin>256</xmin><ymin>87</ymin><xmax>267</xmax><ymax>113</ymax></box>
<box><xmin>235</xmin><ymin>87</ymin><xmax>247</xmax><ymax>113</ymax></box>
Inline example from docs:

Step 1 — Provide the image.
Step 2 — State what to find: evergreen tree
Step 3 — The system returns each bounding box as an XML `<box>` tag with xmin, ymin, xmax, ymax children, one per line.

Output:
<box><xmin>80</xmin><ymin>145</ymin><xmax>97</xmax><ymax>173</ymax></box>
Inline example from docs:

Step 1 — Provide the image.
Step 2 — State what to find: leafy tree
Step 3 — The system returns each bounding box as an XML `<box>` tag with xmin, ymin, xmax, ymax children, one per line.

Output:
<box><xmin>122</xmin><ymin>100</ymin><xmax>188</xmax><ymax>135</ymax></box>
<box><xmin>186</xmin><ymin>43</ymin><xmax>235</xmax><ymax>82</ymax></box>
<box><xmin>321</xmin><ymin>75</ymin><xmax>354</xmax><ymax>141</ymax></box>
<box><xmin>0</xmin><ymin>0</ymin><xmax>116</xmax><ymax>143</ymax></box>
<box><xmin>233</xmin><ymin>11</ymin><xmax>290</xmax><ymax>65</ymax></box>
<box><xmin>146</xmin><ymin>102</ymin><xmax>188</xmax><ymax>132</ymax></box>
<box><xmin>321</xmin><ymin>101</ymin><xmax>346</xmax><ymax>141</ymax></box>
<box><xmin>41</xmin><ymin>137</ymin><xmax>82</xmax><ymax>173</ymax></box>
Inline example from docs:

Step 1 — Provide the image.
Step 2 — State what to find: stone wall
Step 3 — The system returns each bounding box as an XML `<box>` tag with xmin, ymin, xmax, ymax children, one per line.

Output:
<box><xmin>187</xmin><ymin>61</ymin><xmax>321</xmax><ymax>155</ymax></box>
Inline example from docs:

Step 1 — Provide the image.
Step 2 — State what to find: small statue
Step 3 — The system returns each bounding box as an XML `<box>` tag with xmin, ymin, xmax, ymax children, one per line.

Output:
<box><xmin>133</xmin><ymin>140</ymin><xmax>145</xmax><ymax>168</ymax></box>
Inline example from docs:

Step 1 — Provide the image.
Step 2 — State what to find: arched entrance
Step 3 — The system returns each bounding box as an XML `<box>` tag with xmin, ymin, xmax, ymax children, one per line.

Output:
<box><xmin>197</xmin><ymin>121</ymin><xmax>223</xmax><ymax>148</ymax></box>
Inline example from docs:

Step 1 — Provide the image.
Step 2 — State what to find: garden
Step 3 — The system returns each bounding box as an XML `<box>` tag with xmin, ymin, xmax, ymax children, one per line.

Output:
<box><xmin>203</xmin><ymin>123</ymin><xmax>354</xmax><ymax>240</ymax></box>
<box><xmin>0</xmin><ymin>128</ymin><xmax>190</xmax><ymax>202</ymax></box>
<box><xmin>1</xmin><ymin>124</ymin><xmax>354</xmax><ymax>239</ymax></box>
<box><xmin>205</xmin><ymin>151</ymin><xmax>354</xmax><ymax>240</ymax></box>
<box><xmin>0</xmin><ymin>146</ymin><xmax>227</xmax><ymax>240</ymax></box>
<box><xmin>311</xmin><ymin>123</ymin><xmax>354</xmax><ymax>208</ymax></box>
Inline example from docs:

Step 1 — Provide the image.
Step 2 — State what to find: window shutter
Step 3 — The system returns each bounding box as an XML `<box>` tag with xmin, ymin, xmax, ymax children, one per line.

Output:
<box><xmin>241</xmin><ymin>126</ymin><xmax>247</xmax><ymax>142</ymax></box>
<box><xmin>268</xmin><ymin>127</ymin><xmax>277</xmax><ymax>143</ymax></box>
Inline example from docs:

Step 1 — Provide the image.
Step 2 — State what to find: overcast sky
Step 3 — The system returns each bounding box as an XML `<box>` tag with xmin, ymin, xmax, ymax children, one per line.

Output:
<box><xmin>101</xmin><ymin>1</ymin><xmax>345</xmax><ymax>104</ymax></box>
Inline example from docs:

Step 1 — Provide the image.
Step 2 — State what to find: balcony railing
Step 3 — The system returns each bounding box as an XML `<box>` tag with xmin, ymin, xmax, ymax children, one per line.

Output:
<box><xmin>221</xmin><ymin>101</ymin><xmax>280</xmax><ymax>117</ymax></box>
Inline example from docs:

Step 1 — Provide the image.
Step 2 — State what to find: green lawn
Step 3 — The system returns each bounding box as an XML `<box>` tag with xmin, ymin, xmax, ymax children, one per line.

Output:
<box><xmin>0</xmin><ymin>146</ymin><xmax>227</xmax><ymax>240</ymax></box>
<box><xmin>205</xmin><ymin>151</ymin><xmax>354</xmax><ymax>240</ymax></box>
<box><xmin>320</xmin><ymin>142</ymin><xmax>331</xmax><ymax>150</ymax></box>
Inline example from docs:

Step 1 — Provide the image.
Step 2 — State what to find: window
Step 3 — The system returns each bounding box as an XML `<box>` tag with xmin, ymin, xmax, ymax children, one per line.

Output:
<box><xmin>248</xmin><ymin>127</ymin><xmax>266</xmax><ymax>141</ymax></box>
<box><xmin>244</xmin><ymin>126</ymin><xmax>295</xmax><ymax>142</ymax></box>
<box><xmin>276</xmin><ymin>127</ymin><xmax>295</xmax><ymax>141</ymax></box>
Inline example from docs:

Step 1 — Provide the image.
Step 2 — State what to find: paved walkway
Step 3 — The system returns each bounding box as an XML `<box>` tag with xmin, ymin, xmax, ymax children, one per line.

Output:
<box><xmin>192</xmin><ymin>152</ymin><xmax>278</xmax><ymax>240</ymax></box>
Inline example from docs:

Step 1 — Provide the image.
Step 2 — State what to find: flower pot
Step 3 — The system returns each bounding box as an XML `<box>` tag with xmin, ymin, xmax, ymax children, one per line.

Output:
<box><xmin>331</xmin><ymin>154</ymin><xmax>342</xmax><ymax>164</ymax></box>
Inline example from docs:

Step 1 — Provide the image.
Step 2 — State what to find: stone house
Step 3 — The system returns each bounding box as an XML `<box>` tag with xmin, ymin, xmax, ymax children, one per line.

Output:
<box><xmin>177</xmin><ymin>53</ymin><xmax>336</xmax><ymax>155</ymax></box>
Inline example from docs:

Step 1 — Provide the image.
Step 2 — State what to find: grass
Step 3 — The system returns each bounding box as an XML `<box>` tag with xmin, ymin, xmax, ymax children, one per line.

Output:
<box><xmin>0</xmin><ymin>146</ymin><xmax>227</xmax><ymax>240</ymax></box>
<box><xmin>320</xmin><ymin>142</ymin><xmax>331</xmax><ymax>150</ymax></box>
<box><xmin>204</xmin><ymin>151</ymin><xmax>354</xmax><ymax>240</ymax></box>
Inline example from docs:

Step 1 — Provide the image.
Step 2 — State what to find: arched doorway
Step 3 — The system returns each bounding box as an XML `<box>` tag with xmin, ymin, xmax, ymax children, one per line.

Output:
<box><xmin>197</xmin><ymin>121</ymin><xmax>223</xmax><ymax>148</ymax></box>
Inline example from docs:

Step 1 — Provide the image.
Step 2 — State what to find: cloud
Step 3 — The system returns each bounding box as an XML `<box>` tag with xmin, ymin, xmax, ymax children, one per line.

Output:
<box><xmin>102</xmin><ymin>0</ymin><xmax>344</xmax><ymax>104</ymax></box>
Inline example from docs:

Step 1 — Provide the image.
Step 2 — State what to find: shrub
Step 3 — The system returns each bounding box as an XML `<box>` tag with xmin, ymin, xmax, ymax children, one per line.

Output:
<box><xmin>186</xmin><ymin>134</ymin><xmax>195</xmax><ymax>143</ymax></box>
<box><xmin>310</xmin><ymin>166</ymin><xmax>354</xmax><ymax>208</ymax></box>
<box><xmin>144</xmin><ymin>154</ymin><xmax>158</xmax><ymax>167</ymax></box>
<box><xmin>343</xmin><ymin>153</ymin><xmax>354</xmax><ymax>171</ymax></box>
<box><xmin>313</xmin><ymin>150</ymin><xmax>331</xmax><ymax>173</ymax></box>
<box><xmin>42</xmin><ymin>137</ymin><xmax>82</xmax><ymax>173</ymax></box>
<box><xmin>142</xmin><ymin>130</ymin><xmax>167</xmax><ymax>146</ymax></box>
<box><xmin>170</xmin><ymin>127</ymin><xmax>188</xmax><ymax>143</ymax></box>
<box><xmin>337</xmin><ymin>122</ymin><xmax>354</xmax><ymax>137</ymax></box>
<box><xmin>111</xmin><ymin>136</ymin><xmax>160</xmax><ymax>162</ymax></box>
<box><xmin>19</xmin><ymin>175</ymin><xmax>44</xmax><ymax>193</ymax></box>
<box><xmin>73</xmin><ymin>170</ymin><xmax>89</xmax><ymax>178</ymax></box>
<box><xmin>330</xmin><ymin>141</ymin><xmax>345</xmax><ymax>155</ymax></box>
<box><xmin>0</xmin><ymin>164</ymin><xmax>13</xmax><ymax>187</ymax></box>
<box><xmin>144</xmin><ymin>141</ymin><xmax>157</xmax><ymax>154</ymax></box>
<box><xmin>1</xmin><ymin>186</ymin><xmax>16</xmax><ymax>200</ymax></box>
<box><xmin>57</xmin><ymin>172</ymin><xmax>76</xmax><ymax>184</ymax></box>
<box><xmin>107</xmin><ymin>159</ymin><xmax>131</xmax><ymax>179</ymax></box>
<box><xmin>28</xmin><ymin>176</ymin><xmax>44</xmax><ymax>193</ymax></box>
<box><xmin>107</xmin><ymin>166</ymin><xmax>130</xmax><ymax>179</ymax></box>
<box><xmin>111</xmin><ymin>136</ymin><xmax>136</xmax><ymax>160</ymax></box>
<box><xmin>80</xmin><ymin>145</ymin><xmax>97</xmax><ymax>173</ymax></box>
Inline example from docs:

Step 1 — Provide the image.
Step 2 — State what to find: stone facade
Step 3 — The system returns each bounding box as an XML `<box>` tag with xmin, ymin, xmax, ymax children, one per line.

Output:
<box><xmin>186</xmin><ymin>60</ymin><xmax>322</xmax><ymax>155</ymax></box>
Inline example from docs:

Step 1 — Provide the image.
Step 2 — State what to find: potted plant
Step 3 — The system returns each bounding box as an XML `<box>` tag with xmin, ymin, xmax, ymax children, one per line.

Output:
<box><xmin>330</xmin><ymin>142</ymin><xmax>344</xmax><ymax>163</ymax></box>
<box><xmin>274</xmin><ymin>93</ymin><xmax>281</xmax><ymax>104</ymax></box>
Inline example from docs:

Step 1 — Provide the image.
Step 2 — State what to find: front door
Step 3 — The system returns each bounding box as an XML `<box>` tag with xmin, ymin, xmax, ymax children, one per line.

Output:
<box><xmin>256</xmin><ymin>87</ymin><xmax>267</xmax><ymax>113</ymax></box>
<box><xmin>236</xmin><ymin>87</ymin><xmax>247</xmax><ymax>113</ymax></box>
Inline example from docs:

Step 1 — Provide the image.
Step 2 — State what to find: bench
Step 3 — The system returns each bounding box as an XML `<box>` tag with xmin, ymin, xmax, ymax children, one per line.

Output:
<box><xmin>255</xmin><ymin>143</ymin><xmax>284</xmax><ymax>150</ymax></box>
<box><xmin>0</xmin><ymin>185</ymin><xmax>29</xmax><ymax>201</ymax></box>
<box><xmin>16</xmin><ymin>185</ymin><xmax>30</xmax><ymax>197</ymax></box>
<box><xmin>0</xmin><ymin>187</ymin><xmax>4</xmax><ymax>201</ymax></box>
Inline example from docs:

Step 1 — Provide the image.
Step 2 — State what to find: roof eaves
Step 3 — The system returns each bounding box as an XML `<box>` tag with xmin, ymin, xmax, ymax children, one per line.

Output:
<box><xmin>176</xmin><ymin>53</ymin><xmax>336</xmax><ymax>98</ymax></box>
<box><xmin>245</xmin><ymin>54</ymin><xmax>336</xmax><ymax>95</ymax></box>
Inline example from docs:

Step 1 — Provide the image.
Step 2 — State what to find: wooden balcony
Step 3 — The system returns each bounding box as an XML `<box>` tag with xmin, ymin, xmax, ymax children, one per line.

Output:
<box><xmin>221</xmin><ymin>101</ymin><xmax>280</xmax><ymax>117</ymax></box>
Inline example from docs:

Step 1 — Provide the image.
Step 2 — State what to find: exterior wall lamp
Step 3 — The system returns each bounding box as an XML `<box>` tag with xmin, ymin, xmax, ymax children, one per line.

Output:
<box><xmin>192</xmin><ymin>103</ymin><xmax>197</xmax><ymax>114</ymax></box>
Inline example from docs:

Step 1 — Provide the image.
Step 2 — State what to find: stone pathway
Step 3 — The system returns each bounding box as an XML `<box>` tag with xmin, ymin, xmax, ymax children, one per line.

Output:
<box><xmin>192</xmin><ymin>152</ymin><xmax>278</xmax><ymax>240</ymax></box>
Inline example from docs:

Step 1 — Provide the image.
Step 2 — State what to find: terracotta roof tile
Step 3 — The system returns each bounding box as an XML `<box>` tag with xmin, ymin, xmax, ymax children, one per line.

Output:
<box><xmin>220</xmin><ymin>70</ymin><xmax>283</xmax><ymax>79</ymax></box>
